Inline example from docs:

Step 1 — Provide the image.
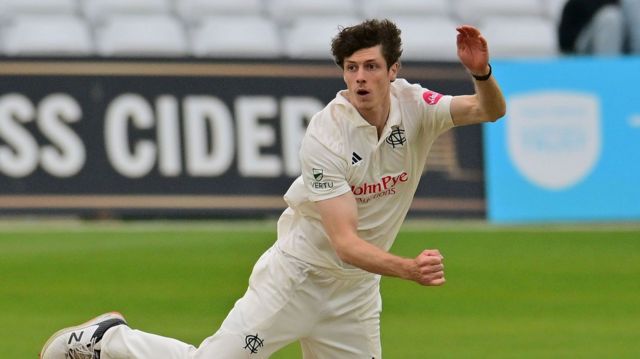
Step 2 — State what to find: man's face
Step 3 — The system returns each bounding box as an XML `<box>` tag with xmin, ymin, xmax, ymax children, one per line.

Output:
<box><xmin>343</xmin><ymin>45</ymin><xmax>398</xmax><ymax>114</ymax></box>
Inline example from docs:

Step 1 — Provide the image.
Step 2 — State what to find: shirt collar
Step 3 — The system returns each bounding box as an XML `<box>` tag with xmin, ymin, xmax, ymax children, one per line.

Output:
<box><xmin>334</xmin><ymin>89</ymin><xmax>401</xmax><ymax>131</ymax></box>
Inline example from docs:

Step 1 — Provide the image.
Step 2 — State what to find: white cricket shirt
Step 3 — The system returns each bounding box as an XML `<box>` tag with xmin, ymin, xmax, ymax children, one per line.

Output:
<box><xmin>275</xmin><ymin>78</ymin><xmax>454</xmax><ymax>277</ymax></box>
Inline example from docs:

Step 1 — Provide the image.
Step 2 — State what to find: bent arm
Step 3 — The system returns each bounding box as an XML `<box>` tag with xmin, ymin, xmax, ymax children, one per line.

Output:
<box><xmin>315</xmin><ymin>191</ymin><xmax>445</xmax><ymax>286</ymax></box>
<box><xmin>450</xmin><ymin>74</ymin><xmax>506</xmax><ymax>126</ymax></box>
<box><xmin>450</xmin><ymin>25</ymin><xmax>507</xmax><ymax>126</ymax></box>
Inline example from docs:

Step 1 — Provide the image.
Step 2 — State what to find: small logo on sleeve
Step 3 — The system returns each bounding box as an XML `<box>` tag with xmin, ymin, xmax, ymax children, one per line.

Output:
<box><xmin>422</xmin><ymin>90</ymin><xmax>443</xmax><ymax>105</ymax></box>
<box><xmin>311</xmin><ymin>168</ymin><xmax>333</xmax><ymax>190</ymax></box>
<box><xmin>312</xmin><ymin>168</ymin><xmax>324</xmax><ymax>181</ymax></box>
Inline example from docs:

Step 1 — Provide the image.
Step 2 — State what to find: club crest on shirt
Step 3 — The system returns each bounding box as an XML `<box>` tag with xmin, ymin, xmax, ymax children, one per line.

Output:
<box><xmin>385</xmin><ymin>125</ymin><xmax>406</xmax><ymax>148</ymax></box>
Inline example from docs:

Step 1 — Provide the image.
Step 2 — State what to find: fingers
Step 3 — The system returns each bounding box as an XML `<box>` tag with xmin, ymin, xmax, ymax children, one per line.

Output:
<box><xmin>417</xmin><ymin>259</ymin><xmax>444</xmax><ymax>274</ymax></box>
<box><xmin>416</xmin><ymin>255</ymin><xmax>442</xmax><ymax>267</ymax></box>
<box><xmin>421</xmin><ymin>249</ymin><xmax>443</xmax><ymax>260</ymax></box>
<box><xmin>414</xmin><ymin>250</ymin><xmax>446</xmax><ymax>286</ymax></box>
<box><xmin>427</xmin><ymin>277</ymin><xmax>446</xmax><ymax>286</ymax></box>
<box><xmin>456</xmin><ymin>24</ymin><xmax>490</xmax><ymax>68</ymax></box>
<box><xmin>456</xmin><ymin>25</ymin><xmax>481</xmax><ymax>37</ymax></box>
<box><xmin>417</xmin><ymin>267</ymin><xmax>445</xmax><ymax>286</ymax></box>
<box><xmin>456</xmin><ymin>25</ymin><xmax>486</xmax><ymax>46</ymax></box>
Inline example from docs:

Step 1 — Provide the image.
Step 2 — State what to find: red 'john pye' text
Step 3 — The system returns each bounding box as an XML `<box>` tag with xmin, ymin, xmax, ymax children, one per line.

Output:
<box><xmin>351</xmin><ymin>172</ymin><xmax>409</xmax><ymax>196</ymax></box>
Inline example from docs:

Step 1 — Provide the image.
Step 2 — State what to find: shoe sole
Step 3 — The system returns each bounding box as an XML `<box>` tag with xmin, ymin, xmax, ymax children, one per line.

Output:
<box><xmin>39</xmin><ymin>311</ymin><xmax>126</xmax><ymax>359</ymax></box>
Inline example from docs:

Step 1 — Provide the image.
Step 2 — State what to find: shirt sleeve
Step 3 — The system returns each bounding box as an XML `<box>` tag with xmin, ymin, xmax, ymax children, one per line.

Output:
<box><xmin>421</xmin><ymin>91</ymin><xmax>454</xmax><ymax>137</ymax></box>
<box><xmin>299</xmin><ymin>134</ymin><xmax>352</xmax><ymax>202</ymax></box>
<box><xmin>393</xmin><ymin>79</ymin><xmax>454</xmax><ymax>137</ymax></box>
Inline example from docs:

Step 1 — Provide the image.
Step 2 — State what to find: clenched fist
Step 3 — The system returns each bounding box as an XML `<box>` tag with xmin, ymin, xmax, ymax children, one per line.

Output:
<box><xmin>410</xmin><ymin>249</ymin><xmax>445</xmax><ymax>286</ymax></box>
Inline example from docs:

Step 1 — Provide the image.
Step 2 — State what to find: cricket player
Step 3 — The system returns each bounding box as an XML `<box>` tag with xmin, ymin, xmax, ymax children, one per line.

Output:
<box><xmin>40</xmin><ymin>19</ymin><xmax>505</xmax><ymax>359</ymax></box>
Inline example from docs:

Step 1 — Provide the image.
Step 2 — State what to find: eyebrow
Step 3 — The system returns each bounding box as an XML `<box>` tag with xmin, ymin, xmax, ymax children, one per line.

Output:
<box><xmin>345</xmin><ymin>59</ymin><xmax>379</xmax><ymax>65</ymax></box>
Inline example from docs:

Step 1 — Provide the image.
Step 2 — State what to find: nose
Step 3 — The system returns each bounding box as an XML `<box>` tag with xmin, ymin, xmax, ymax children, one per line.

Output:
<box><xmin>356</xmin><ymin>68</ymin><xmax>366</xmax><ymax>83</ymax></box>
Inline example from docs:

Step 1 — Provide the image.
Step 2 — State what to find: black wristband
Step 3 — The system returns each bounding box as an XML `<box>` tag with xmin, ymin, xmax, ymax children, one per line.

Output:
<box><xmin>472</xmin><ymin>63</ymin><xmax>492</xmax><ymax>81</ymax></box>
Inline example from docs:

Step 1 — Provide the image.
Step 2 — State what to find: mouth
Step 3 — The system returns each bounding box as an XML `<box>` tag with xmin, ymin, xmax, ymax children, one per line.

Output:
<box><xmin>356</xmin><ymin>89</ymin><xmax>370</xmax><ymax>96</ymax></box>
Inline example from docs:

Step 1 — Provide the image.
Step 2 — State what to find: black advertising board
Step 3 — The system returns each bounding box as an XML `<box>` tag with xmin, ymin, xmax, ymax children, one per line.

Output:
<box><xmin>0</xmin><ymin>59</ymin><xmax>483</xmax><ymax>218</ymax></box>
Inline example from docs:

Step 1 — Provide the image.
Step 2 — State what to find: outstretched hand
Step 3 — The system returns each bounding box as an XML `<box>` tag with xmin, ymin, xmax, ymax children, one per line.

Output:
<box><xmin>456</xmin><ymin>25</ymin><xmax>490</xmax><ymax>76</ymax></box>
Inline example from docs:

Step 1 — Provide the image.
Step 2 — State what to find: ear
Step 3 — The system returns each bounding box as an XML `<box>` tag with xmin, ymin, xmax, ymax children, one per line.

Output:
<box><xmin>389</xmin><ymin>62</ymin><xmax>399</xmax><ymax>81</ymax></box>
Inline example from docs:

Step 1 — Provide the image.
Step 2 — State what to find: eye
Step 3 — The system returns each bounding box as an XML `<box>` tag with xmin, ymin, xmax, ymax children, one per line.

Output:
<box><xmin>346</xmin><ymin>64</ymin><xmax>357</xmax><ymax>72</ymax></box>
<box><xmin>366</xmin><ymin>63</ymin><xmax>378</xmax><ymax>70</ymax></box>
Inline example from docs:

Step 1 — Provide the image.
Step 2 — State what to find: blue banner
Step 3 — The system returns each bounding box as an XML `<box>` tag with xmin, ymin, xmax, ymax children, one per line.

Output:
<box><xmin>485</xmin><ymin>57</ymin><xmax>640</xmax><ymax>222</ymax></box>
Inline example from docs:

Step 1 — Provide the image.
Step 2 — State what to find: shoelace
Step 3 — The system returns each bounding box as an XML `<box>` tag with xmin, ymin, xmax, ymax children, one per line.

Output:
<box><xmin>66</xmin><ymin>338</ymin><xmax>97</xmax><ymax>359</ymax></box>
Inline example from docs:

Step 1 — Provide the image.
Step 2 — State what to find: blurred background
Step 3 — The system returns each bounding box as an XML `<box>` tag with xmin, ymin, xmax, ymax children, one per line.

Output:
<box><xmin>0</xmin><ymin>0</ymin><xmax>638</xmax><ymax>223</ymax></box>
<box><xmin>0</xmin><ymin>0</ymin><xmax>567</xmax><ymax>59</ymax></box>
<box><xmin>1</xmin><ymin>1</ymin><xmax>639</xmax><ymax>357</ymax></box>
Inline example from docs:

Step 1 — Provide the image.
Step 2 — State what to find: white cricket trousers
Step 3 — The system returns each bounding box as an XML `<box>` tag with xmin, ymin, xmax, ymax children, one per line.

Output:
<box><xmin>100</xmin><ymin>246</ymin><xmax>382</xmax><ymax>358</ymax></box>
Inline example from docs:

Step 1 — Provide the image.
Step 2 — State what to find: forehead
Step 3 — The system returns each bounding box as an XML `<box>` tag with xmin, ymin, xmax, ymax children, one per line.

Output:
<box><xmin>344</xmin><ymin>45</ymin><xmax>385</xmax><ymax>64</ymax></box>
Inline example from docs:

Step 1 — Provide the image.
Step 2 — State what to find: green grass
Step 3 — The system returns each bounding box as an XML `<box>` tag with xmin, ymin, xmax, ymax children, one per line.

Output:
<box><xmin>1</xmin><ymin>221</ymin><xmax>639</xmax><ymax>358</ymax></box>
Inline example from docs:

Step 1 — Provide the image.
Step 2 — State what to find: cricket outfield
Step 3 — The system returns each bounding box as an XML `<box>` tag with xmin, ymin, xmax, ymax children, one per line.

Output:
<box><xmin>1</xmin><ymin>220</ymin><xmax>638</xmax><ymax>358</ymax></box>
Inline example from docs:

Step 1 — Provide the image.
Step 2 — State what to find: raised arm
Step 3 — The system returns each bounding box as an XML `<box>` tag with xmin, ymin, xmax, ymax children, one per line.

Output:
<box><xmin>450</xmin><ymin>25</ymin><xmax>507</xmax><ymax>126</ymax></box>
<box><xmin>315</xmin><ymin>191</ymin><xmax>445</xmax><ymax>286</ymax></box>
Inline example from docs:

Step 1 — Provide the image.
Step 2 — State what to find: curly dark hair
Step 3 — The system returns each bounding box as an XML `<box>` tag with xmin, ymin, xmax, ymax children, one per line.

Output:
<box><xmin>331</xmin><ymin>19</ymin><xmax>403</xmax><ymax>70</ymax></box>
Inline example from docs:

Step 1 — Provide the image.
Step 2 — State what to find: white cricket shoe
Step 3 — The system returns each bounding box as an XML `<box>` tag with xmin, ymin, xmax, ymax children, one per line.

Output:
<box><xmin>40</xmin><ymin>312</ymin><xmax>127</xmax><ymax>359</ymax></box>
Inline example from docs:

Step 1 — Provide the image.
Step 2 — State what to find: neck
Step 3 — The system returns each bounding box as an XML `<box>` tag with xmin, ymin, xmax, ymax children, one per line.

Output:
<box><xmin>352</xmin><ymin>95</ymin><xmax>391</xmax><ymax>139</ymax></box>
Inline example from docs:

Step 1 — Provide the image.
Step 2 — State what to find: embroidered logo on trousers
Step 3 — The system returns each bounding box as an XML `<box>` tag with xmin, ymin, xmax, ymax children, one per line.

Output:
<box><xmin>244</xmin><ymin>333</ymin><xmax>264</xmax><ymax>354</ymax></box>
